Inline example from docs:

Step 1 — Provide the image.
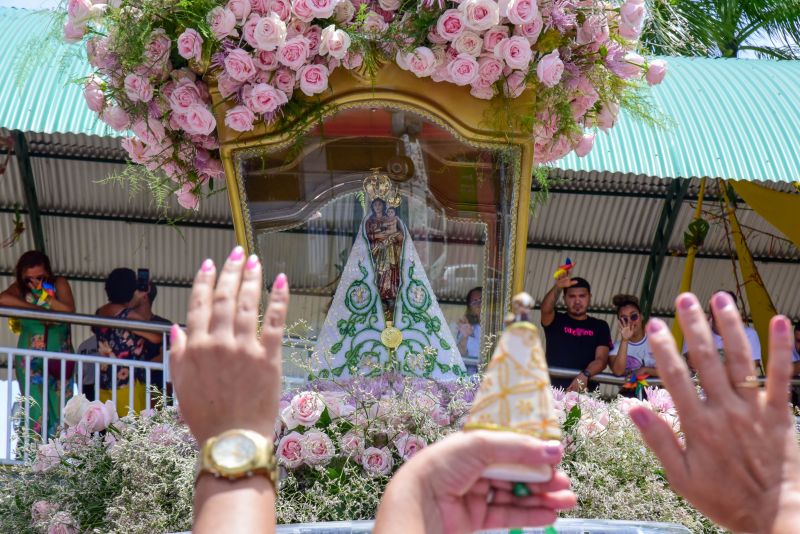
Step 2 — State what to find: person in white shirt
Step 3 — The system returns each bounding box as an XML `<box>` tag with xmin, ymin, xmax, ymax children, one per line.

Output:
<box><xmin>608</xmin><ymin>294</ymin><xmax>658</xmax><ymax>378</ymax></box>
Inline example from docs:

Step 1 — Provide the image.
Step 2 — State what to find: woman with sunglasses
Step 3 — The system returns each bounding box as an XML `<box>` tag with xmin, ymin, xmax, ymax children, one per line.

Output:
<box><xmin>0</xmin><ymin>250</ymin><xmax>76</xmax><ymax>438</ymax></box>
<box><xmin>608</xmin><ymin>294</ymin><xmax>658</xmax><ymax>380</ymax></box>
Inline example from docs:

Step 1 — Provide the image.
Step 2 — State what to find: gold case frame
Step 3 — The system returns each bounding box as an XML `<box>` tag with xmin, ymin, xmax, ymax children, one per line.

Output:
<box><xmin>211</xmin><ymin>62</ymin><xmax>536</xmax><ymax>300</ymax></box>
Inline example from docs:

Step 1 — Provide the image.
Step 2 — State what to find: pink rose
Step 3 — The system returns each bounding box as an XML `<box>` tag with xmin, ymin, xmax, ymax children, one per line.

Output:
<box><xmin>361</xmin><ymin>446</ymin><xmax>393</xmax><ymax>476</ymax></box>
<box><xmin>620</xmin><ymin>0</ymin><xmax>646</xmax><ymax>32</ymax></box>
<box><xmin>124</xmin><ymin>74</ymin><xmax>154</xmax><ymax>103</ymax></box>
<box><xmin>291</xmin><ymin>0</ymin><xmax>315</xmax><ymax>22</ymax></box>
<box><xmin>378</xmin><ymin>0</ymin><xmax>400</xmax><ymax>10</ymax></box>
<box><xmin>286</xmin><ymin>19</ymin><xmax>309</xmax><ymax>37</ymax></box>
<box><xmin>577</xmin><ymin>15</ymin><xmax>609</xmax><ymax>46</ymax></box>
<box><xmin>207</xmin><ymin>7</ymin><xmax>238</xmax><ymax>40</ymax></box>
<box><xmin>506</xmin><ymin>0</ymin><xmax>537</xmax><ymax>25</ymax></box>
<box><xmin>343</xmin><ymin>51</ymin><xmax>363</xmax><ymax>69</ymax></box>
<box><xmin>282</xmin><ymin>391</ymin><xmax>325</xmax><ymax>428</ymax></box>
<box><xmin>646</xmin><ymin>59</ymin><xmax>667</xmax><ymax>85</ymax></box>
<box><xmin>176</xmin><ymin>104</ymin><xmax>217</xmax><ymax>136</ymax></box>
<box><xmin>243</xmin><ymin>14</ymin><xmax>260</xmax><ymax>48</ymax></box>
<box><xmin>570</xmin><ymin>78</ymin><xmax>599</xmax><ymax>118</ymax></box>
<box><xmin>447</xmin><ymin>53</ymin><xmax>479</xmax><ymax>86</ymax></box>
<box><xmin>177</xmin><ymin>29</ymin><xmax>203</xmax><ymax>62</ymax></box>
<box><xmin>131</xmin><ymin>117</ymin><xmax>166</xmax><ymax>145</ymax></box>
<box><xmin>67</xmin><ymin>0</ymin><xmax>92</xmax><ymax>24</ymax></box>
<box><xmin>254</xmin><ymin>50</ymin><xmax>279</xmax><ymax>70</ymax></box>
<box><xmin>297</xmin><ymin>63</ymin><xmax>329</xmax><ymax>96</ymax></box>
<box><xmin>574</xmin><ymin>133</ymin><xmax>594</xmax><ymax>157</ymax></box>
<box><xmin>122</xmin><ymin>137</ymin><xmax>147</xmax><ymax>164</ymax></box>
<box><xmin>278</xmin><ymin>35</ymin><xmax>311</xmax><ymax>70</ymax></box>
<box><xmin>169</xmin><ymin>78</ymin><xmax>203</xmax><ymax>111</ymax></box>
<box><xmin>145</xmin><ymin>28</ymin><xmax>171</xmax><ymax>64</ymax></box>
<box><xmin>217</xmin><ymin>72</ymin><xmax>243</xmax><ymax>98</ymax></box>
<box><xmin>277</xmin><ymin>431</ymin><xmax>304</xmax><ymax>468</ymax></box>
<box><xmin>243</xmin><ymin>83</ymin><xmax>288</xmax><ymax>113</ymax></box>
<box><xmin>251</xmin><ymin>0</ymin><xmax>271</xmax><ymax>14</ymax></box>
<box><xmin>304</xmin><ymin>25</ymin><xmax>323</xmax><ymax>55</ymax></box>
<box><xmin>495</xmin><ymin>36</ymin><xmax>531</xmax><ymax>70</ymax></box>
<box><xmin>224</xmin><ymin>104</ymin><xmax>256</xmax><ymax>132</ymax></box>
<box><xmin>32</xmin><ymin>441</ymin><xmax>64</xmax><ymax>473</ymax></box>
<box><xmin>83</xmin><ymin>78</ymin><xmax>105</xmax><ymax>113</ymax></box>
<box><xmin>454</xmin><ymin>30</ymin><xmax>483</xmax><ymax>57</ymax></box>
<box><xmin>536</xmin><ymin>49</ymin><xmax>563</xmax><ymax>87</ymax></box>
<box><xmin>431</xmin><ymin>404</ymin><xmax>452</xmax><ymax>426</ymax></box>
<box><xmin>362</xmin><ymin>11</ymin><xmax>388</xmax><ymax>33</ymax></box>
<box><xmin>46</xmin><ymin>511</ymin><xmax>79</xmax><ymax>534</ymax></box>
<box><xmin>406</xmin><ymin>47</ymin><xmax>437</xmax><ymax>77</ymax></box>
<box><xmin>596</xmin><ymin>101</ymin><xmax>619</xmax><ymax>131</ymax></box>
<box><xmin>470</xmin><ymin>83</ymin><xmax>494</xmax><ymax>99</ymax></box>
<box><xmin>195</xmin><ymin>152</ymin><xmax>225</xmax><ymax>181</ymax></box>
<box><xmin>459</xmin><ymin>0</ymin><xmax>499</xmax><ymax>32</ymax></box>
<box><xmin>307</xmin><ymin>0</ymin><xmax>338</xmax><ymax>19</ymax></box>
<box><xmin>436</xmin><ymin>9</ymin><xmax>465</xmax><ymax>41</ymax></box>
<box><xmin>271</xmin><ymin>0</ymin><xmax>293</xmax><ymax>20</ymax></box>
<box><xmin>395</xmin><ymin>434</ymin><xmax>426</xmax><ymax>460</ymax></box>
<box><xmin>614</xmin><ymin>52</ymin><xmax>645</xmax><ymax>79</ymax></box>
<box><xmin>339</xmin><ymin>430</ymin><xmax>364</xmax><ymax>457</ymax></box>
<box><xmin>301</xmin><ymin>430</ymin><xmax>336</xmax><ymax>465</ymax></box>
<box><xmin>176</xmin><ymin>183</ymin><xmax>200</xmax><ymax>210</ymax></box>
<box><xmin>503</xmin><ymin>70</ymin><xmax>526</xmax><ymax>98</ymax></box>
<box><xmin>31</xmin><ymin>501</ymin><xmax>59</xmax><ymax>524</ymax></box>
<box><xmin>227</xmin><ymin>0</ymin><xmax>252</xmax><ymax>23</ymax></box>
<box><xmin>320</xmin><ymin>24</ymin><xmax>351</xmax><ymax>59</ymax></box>
<box><xmin>619</xmin><ymin>20</ymin><xmax>641</xmax><ymax>40</ymax></box>
<box><xmin>477</xmin><ymin>55</ymin><xmax>503</xmax><ymax>84</ymax></box>
<box><xmin>100</xmin><ymin>106</ymin><xmax>131</xmax><ymax>132</ymax></box>
<box><xmin>254</xmin><ymin>12</ymin><xmax>287</xmax><ymax>51</ymax></box>
<box><xmin>514</xmin><ymin>16</ymin><xmax>543</xmax><ymax>43</ymax></box>
<box><xmin>272</xmin><ymin>68</ymin><xmax>296</xmax><ymax>94</ymax></box>
<box><xmin>63</xmin><ymin>19</ymin><xmax>86</xmax><ymax>43</ymax></box>
<box><xmin>334</xmin><ymin>0</ymin><xmax>356</xmax><ymax>23</ymax></box>
<box><xmin>80</xmin><ymin>400</ymin><xmax>118</xmax><ymax>432</ymax></box>
<box><xmin>482</xmin><ymin>25</ymin><xmax>508</xmax><ymax>52</ymax></box>
<box><xmin>224</xmin><ymin>48</ymin><xmax>257</xmax><ymax>82</ymax></box>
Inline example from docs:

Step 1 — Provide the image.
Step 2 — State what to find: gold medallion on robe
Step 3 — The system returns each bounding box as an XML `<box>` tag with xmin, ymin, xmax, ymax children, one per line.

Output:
<box><xmin>380</xmin><ymin>321</ymin><xmax>403</xmax><ymax>349</ymax></box>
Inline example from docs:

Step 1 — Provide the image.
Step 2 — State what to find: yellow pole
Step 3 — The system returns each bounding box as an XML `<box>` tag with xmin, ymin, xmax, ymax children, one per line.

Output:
<box><xmin>670</xmin><ymin>178</ymin><xmax>706</xmax><ymax>350</ymax></box>
<box><xmin>722</xmin><ymin>181</ymin><xmax>778</xmax><ymax>368</ymax></box>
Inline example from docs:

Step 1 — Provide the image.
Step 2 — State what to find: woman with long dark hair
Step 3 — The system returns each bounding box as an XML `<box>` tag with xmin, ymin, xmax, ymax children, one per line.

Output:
<box><xmin>0</xmin><ymin>250</ymin><xmax>76</xmax><ymax>437</ymax></box>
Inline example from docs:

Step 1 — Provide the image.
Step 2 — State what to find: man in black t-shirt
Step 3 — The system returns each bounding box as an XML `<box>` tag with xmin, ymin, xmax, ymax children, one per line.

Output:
<box><xmin>540</xmin><ymin>275</ymin><xmax>612</xmax><ymax>391</ymax></box>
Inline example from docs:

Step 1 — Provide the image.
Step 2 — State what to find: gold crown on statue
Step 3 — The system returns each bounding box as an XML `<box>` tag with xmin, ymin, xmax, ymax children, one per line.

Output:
<box><xmin>363</xmin><ymin>168</ymin><xmax>402</xmax><ymax>208</ymax></box>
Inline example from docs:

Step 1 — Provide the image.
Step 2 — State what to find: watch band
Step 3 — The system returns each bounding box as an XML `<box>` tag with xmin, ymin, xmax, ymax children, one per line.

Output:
<box><xmin>581</xmin><ymin>369</ymin><xmax>591</xmax><ymax>378</ymax></box>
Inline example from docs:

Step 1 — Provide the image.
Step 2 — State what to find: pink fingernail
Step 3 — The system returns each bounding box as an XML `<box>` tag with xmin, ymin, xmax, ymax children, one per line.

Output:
<box><xmin>229</xmin><ymin>246</ymin><xmax>245</xmax><ymax>262</ymax></box>
<box><xmin>775</xmin><ymin>317</ymin><xmax>788</xmax><ymax>333</ymax></box>
<box><xmin>713</xmin><ymin>291</ymin><xmax>733</xmax><ymax>310</ymax></box>
<box><xmin>200</xmin><ymin>259</ymin><xmax>214</xmax><ymax>272</ymax></box>
<box><xmin>274</xmin><ymin>273</ymin><xmax>287</xmax><ymax>290</ymax></box>
<box><xmin>629</xmin><ymin>408</ymin><xmax>651</xmax><ymax>428</ymax></box>
<box><xmin>170</xmin><ymin>324</ymin><xmax>179</xmax><ymax>344</ymax></box>
<box><xmin>544</xmin><ymin>440</ymin><xmax>562</xmax><ymax>458</ymax></box>
<box><xmin>646</xmin><ymin>319</ymin><xmax>664</xmax><ymax>334</ymax></box>
<box><xmin>246</xmin><ymin>255</ymin><xmax>260</xmax><ymax>270</ymax></box>
<box><xmin>677</xmin><ymin>294</ymin><xmax>694</xmax><ymax>310</ymax></box>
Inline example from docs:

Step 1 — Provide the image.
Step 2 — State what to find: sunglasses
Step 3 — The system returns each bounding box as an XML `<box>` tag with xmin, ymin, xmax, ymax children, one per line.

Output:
<box><xmin>24</xmin><ymin>276</ymin><xmax>45</xmax><ymax>285</ymax></box>
<box><xmin>469</xmin><ymin>299</ymin><xmax>482</xmax><ymax>306</ymax></box>
<box><xmin>620</xmin><ymin>313</ymin><xmax>640</xmax><ymax>322</ymax></box>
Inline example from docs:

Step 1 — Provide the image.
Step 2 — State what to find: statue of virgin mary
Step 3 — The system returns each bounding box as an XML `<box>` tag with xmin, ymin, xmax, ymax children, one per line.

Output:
<box><xmin>313</xmin><ymin>170</ymin><xmax>466</xmax><ymax>380</ymax></box>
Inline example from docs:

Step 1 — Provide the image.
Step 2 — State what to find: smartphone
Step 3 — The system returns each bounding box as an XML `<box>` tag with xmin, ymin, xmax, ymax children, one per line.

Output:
<box><xmin>137</xmin><ymin>268</ymin><xmax>150</xmax><ymax>292</ymax></box>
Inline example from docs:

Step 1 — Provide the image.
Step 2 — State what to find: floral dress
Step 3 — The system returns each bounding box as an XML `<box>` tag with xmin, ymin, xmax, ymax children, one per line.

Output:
<box><xmin>14</xmin><ymin>295</ymin><xmax>74</xmax><ymax>439</ymax></box>
<box><xmin>94</xmin><ymin>308</ymin><xmax>148</xmax><ymax>413</ymax></box>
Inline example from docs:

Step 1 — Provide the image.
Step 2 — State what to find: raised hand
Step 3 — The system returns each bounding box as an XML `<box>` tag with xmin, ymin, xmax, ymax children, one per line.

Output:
<box><xmin>629</xmin><ymin>292</ymin><xmax>800</xmax><ymax>534</ymax></box>
<box><xmin>618</xmin><ymin>319</ymin><xmax>635</xmax><ymax>341</ymax></box>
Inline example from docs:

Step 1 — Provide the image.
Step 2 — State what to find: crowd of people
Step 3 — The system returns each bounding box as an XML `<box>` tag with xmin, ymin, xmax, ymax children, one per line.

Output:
<box><xmin>175</xmin><ymin>246</ymin><xmax>800</xmax><ymax>533</ymax></box>
<box><xmin>0</xmin><ymin>251</ymin><xmax>171</xmax><ymax>436</ymax></box>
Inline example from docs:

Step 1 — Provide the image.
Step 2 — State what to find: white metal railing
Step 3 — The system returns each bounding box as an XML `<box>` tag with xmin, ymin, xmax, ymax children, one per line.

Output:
<box><xmin>0</xmin><ymin>306</ymin><xmax>172</xmax><ymax>464</ymax></box>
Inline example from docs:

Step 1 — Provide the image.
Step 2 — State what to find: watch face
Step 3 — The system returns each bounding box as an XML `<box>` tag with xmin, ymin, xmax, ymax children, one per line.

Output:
<box><xmin>211</xmin><ymin>434</ymin><xmax>258</xmax><ymax>470</ymax></box>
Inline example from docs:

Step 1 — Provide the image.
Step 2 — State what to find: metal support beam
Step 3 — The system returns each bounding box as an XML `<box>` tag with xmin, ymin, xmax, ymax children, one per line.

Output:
<box><xmin>11</xmin><ymin>131</ymin><xmax>46</xmax><ymax>252</ymax></box>
<box><xmin>639</xmin><ymin>178</ymin><xmax>691</xmax><ymax>320</ymax></box>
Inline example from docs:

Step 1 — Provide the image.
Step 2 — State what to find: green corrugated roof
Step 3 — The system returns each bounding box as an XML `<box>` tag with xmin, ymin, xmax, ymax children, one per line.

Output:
<box><xmin>0</xmin><ymin>7</ymin><xmax>121</xmax><ymax>138</ymax></box>
<box><xmin>559</xmin><ymin>56</ymin><xmax>800</xmax><ymax>183</ymax></box>
<box><xmin>1</xmin><ymin>7</ymin><xmax>798</xmax><ymax>182</ymax></box>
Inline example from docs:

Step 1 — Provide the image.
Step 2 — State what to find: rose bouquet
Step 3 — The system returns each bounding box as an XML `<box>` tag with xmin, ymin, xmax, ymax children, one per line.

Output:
<box><xmin>62</xmin><ymin>0</ymin><xmax>666</xmax><ymax>209</ymax></box>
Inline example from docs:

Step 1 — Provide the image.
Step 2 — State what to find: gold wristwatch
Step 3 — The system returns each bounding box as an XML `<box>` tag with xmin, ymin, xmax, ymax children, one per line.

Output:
<box><xmin>196</xmin><ymin>429</ymin><xmax>278</xmax><ymax>490</ymax></box>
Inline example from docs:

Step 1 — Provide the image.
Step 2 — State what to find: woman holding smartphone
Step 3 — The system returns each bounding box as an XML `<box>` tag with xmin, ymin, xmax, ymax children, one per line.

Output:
<box><xmin>608</xmin><ymin>294</ymin><xmax>659</xmax><ymax>379</ymax></box>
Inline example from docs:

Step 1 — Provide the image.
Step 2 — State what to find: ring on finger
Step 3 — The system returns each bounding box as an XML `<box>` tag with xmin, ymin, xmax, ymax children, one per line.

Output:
<box><xmin>734</xmin><ymin>375</ymin><xmax>760</xmax><ymax>389</ymax></box>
